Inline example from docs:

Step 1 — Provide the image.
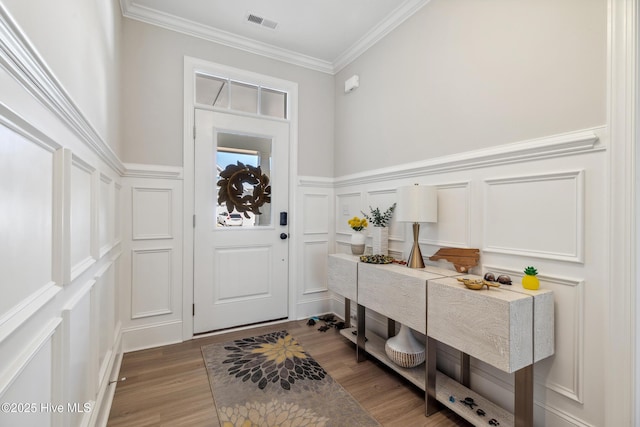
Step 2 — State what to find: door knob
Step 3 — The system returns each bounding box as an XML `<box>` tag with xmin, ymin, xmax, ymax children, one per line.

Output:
<box><xmin>280</xmin><ymin>233</ymin><xmax>288</xmax><ymax>240</ymax></box>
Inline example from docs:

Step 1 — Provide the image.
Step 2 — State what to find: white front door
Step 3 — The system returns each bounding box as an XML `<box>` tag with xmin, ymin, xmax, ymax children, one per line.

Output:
<box><xmin>193</xmin><ymin>109</ymin><xmax>290</xmax><ymax>333</ymax></box>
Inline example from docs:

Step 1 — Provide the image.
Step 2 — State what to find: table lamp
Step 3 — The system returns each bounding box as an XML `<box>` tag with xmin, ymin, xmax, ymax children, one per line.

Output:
<box><xmin>396</xmin><ymin>184</ymin><xmax>438</xmax><ymax>268</ymax></box>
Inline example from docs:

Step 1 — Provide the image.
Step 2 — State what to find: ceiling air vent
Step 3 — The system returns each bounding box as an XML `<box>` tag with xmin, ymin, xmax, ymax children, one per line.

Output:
<box><xmin>246</xmin><ymin>13</ymin><xmax>278</xmax><ymax>30</ymax></box>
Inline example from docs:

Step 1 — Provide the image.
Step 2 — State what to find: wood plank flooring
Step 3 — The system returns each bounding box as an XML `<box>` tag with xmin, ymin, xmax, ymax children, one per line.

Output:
<box><xmin>107</xmin><ymin>320</ymin><xmax>471</xmax><ymax>427</ymax></box>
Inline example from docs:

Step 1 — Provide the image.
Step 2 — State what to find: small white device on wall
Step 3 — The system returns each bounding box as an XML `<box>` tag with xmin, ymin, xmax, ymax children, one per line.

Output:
<box><xmin>344</xmin><ymin>75</ymin><xmax>359</xmax><ymax>93</ymax></box>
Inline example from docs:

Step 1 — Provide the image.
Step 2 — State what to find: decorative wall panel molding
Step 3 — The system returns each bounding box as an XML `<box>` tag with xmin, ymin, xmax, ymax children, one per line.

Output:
<box><xmin>334</xmin><ymin>128</ymin><xmax>602</xmax><ymax>187</ymax></box>
<box><xmin>484</xmin><ymin>265</ymin><xmax>584</xmax><ymax>404</ymax></box>
<box><xmin>423</xmin><ymin>182</ymin><xmax>471</xmax><ymax>247</ymax></box>
<box><xmin>303</xmin><ymin>241</ymin><xmax>329</xmax><ymax>294</ymax></box>
<box><xmin>61</xmin><ymin>281</ymin><xmax>95</xmax><ymax>427</ymax></box>
<box><xmin>70</xmin><ymin>155</ymin><xmax>96</xmax><ymax>280</ymax></box>
<box><xmin>483</xmin><ymin>171</ymin><xmax>585</xmax><ymax>263</ymax></box>
<box><xmin>0</xmin><ymin>318</ymin><xmax>61</xmax><ymax>427</ymax></box>
<box><xmin>99</xmin><ymin>173</ymin><xmax>113</xmax><ymax>256</ymax></box>
<box><xmin>114</xmin><ymin>183</ymin><xmax>122</xmax><ymax>244</ymax></box>
<box><xmin>131</xmin><ymin>187</ymin><xmax>174</xmax><ymax>240</ymax></box>
<box><xmin>303</xmin><ymin>194</ymin><xmax>329</xmax><ymax>235</ymax></box>
<box><xmin>0</xmin><ymin>5</ymin><xmax>124</xmax><ymax>174</ymax></box>
<box><xmin>92</xmin><ymin>264</ymin><xmax>116</xmax><ymax>391</ymax></box>
<box><xmin>131</xmin><ymin>248</ymin><xmax>173</xmax><ymax>319</ymax></box>
<box><xmin>53</xmin><ymin>148</ymin><xmax>71</xmax><ymax>286</ymax></box>
<box><xmin>0</xmin><ymin>283</ymin><xmax>60</xmax><ymax>346</ymax></box>
<box><xmin>0</xmin><ymin>121</ymin><xmax>56</xmax><ymax>324</ymax></box>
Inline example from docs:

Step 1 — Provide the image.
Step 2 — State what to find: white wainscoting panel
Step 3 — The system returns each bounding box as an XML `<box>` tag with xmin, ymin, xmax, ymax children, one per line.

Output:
<box><xmin>303</xmin><ymin>194</ymin><xmax>329</xmax><ymax>235</ymax></box>
<box><xmin>70</xmin><ymin>156</ymin><xmax>96</xmax><ymax>280</ymax></box>
<box><xmin>0</xmin><ymin>124</ymin><xmax>56</xmax><ymax>322</ymax></box>
<box><xmin>132</xmin><ymin>187</ymin><xmax>173</xmax><ymax>240</ymax></box>
<box><xmin>423</xmin><ymin>182</ymin><xmax>470</xmax><ymax>247</ymax></box>
<box><xmin>303</xmin><ymin>241</ymin><xmax>329</xmax><ymax>294</ymax></box>
<box><xmin>131</xmin><ymin>248</ymin><xmax>173</xmax><ymax>319</ymax></box>
<box><xmin>99</xmin><ymin>173</ymin><xmax>113</xmax><ymax>255</ymax></box>
<box><xmin>93</xmin><ymin>263</ymin><xmax>115</xmax><ymax>390</ymax></box>
<box><xmin>483</xmin><ymin>171</ymin><xmax>584</xmax><ymax>262</ymax></box>
<box><xmin>0</xmin><ymin>329</ymin><xmax>55</xmax><ymax>427</ymax></box>
<box><xmin>62</xmin><ymin>283</ymin><xmax>94</xmax><ymax>427</ymax></box>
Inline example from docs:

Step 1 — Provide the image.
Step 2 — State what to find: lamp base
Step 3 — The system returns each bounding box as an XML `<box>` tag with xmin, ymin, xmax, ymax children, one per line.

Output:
<box><xmin>407</xmin><ymin>222</ymin><xmax>425</xmax><ymax>268</ymax></box>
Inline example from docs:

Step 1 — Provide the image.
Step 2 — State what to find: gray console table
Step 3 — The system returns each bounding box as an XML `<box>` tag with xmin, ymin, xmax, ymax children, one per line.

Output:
<box><xmin>328</xmin><ymin>253</ymin><xmax>554</xmax><ymax>427</ymax></box>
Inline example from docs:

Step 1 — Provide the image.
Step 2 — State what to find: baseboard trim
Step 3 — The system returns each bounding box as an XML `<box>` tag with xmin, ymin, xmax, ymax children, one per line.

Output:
<box><xmin>121</xmin><ymin>320</ymin><xmax>183</xmax><ymax>353</ymax></box>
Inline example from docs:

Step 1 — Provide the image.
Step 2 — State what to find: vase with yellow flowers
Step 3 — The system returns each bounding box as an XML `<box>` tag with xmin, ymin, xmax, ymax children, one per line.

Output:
<box><xmin>348</xmin><ymin>216</ymin><xmax>368</xmax><ymax>255</ymax></box>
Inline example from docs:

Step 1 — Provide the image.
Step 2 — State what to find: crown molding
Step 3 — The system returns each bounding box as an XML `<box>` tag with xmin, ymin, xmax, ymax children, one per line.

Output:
<box><xmin>333</xmin><ymin>0</ymin><xmax>431</xmax><ymax>73</ymax></box>
<box><xmin>120</xmin><ymin>0</ymin><xmax>430</xmax><ymax>75</ymax></box>
<box><xmin>120</xmin><ymin>0</ymin><xmax>334</xmax><ymax>74</ymax></box>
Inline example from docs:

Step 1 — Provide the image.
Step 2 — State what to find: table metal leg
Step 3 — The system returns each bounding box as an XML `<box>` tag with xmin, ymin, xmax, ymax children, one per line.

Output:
<box><xmin>356</xmin><ymin>303</ymin><xmax>366</xmax><ymax>362</ymax></box>
<box><xmin>514</xmin><ymin>365</ymin><xmax>533</xmax><ymax>427</ymax></box>
<box><xmin>387</xmin><ymin>318</ymin><xmax>396</xmax><ymax>338</ymax></box>
<box><xmin>426</xmin><ymin>336</ymin><xmax>440</xmax><ymax>416</ymax></box>
<box><xmin>460</xmin><ymin>352</ymin><xmax>471</xmax><ymax>387</ymax></box>
<box><xmin>344</xmin><ymin>298</ymin><xmax>351</xmax><ymax>328</ymax></box>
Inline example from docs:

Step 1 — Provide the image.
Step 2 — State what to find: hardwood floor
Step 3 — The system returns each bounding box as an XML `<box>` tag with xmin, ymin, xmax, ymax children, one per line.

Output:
<box><xmin>107</xmin><ymin>320</ymin><xmax>470</xmax><ymax>427</ymax></box>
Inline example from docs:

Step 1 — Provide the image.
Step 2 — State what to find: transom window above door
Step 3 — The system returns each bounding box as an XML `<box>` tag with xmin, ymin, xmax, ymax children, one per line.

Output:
<box><xmin>195</xmin><ymin>73</ymin><xmax>288</xmax><ymax>119</ymax></box>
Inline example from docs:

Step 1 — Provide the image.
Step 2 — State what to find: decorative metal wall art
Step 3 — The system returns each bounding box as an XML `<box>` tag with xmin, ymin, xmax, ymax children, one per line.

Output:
<box><xmin>217</xmin><ymin>161</ymin><xmax>271</xmax><ymax>218</ymax></box>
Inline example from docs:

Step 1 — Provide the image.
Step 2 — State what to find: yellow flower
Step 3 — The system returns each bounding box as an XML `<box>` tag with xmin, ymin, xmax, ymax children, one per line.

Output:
<box><xmin>348</xmin><ymin>216</ymin><xmax>367</xmax><ymax>231</ymax></box>
<box><xmin>251</xmin><ymin>334</ymin><xmax>307</xmax><ymax>364</ymax></box>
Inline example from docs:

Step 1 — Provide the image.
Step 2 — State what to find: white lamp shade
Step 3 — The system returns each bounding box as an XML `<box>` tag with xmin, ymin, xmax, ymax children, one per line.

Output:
<box><xmin>396</xmin><ymin>185</ymin><xmax>437</xmax><ymax>223</ymax></box>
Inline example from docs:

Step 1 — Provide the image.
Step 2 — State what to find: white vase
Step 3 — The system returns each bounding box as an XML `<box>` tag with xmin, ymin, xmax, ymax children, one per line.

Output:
<box><xmin>350</xmin><ymin>231</ymin><xmax>366</xmax><ymax>255</ymax></box>
<box><xmin>371</xmin><ymin>226</ymin><xmax>388</xmax><ymax>255</ymax></box>
<box><xmin>385</xmin><ymin>324</ymin><xmax>425</xmax><ymax>368</ymax></box>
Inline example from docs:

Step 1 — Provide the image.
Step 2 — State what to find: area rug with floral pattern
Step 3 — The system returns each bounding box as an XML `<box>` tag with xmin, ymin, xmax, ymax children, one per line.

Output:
<box><xmin>201</xmin><ymin>330</ymin><xmax>381</xmax><ymax>427</ymax></box>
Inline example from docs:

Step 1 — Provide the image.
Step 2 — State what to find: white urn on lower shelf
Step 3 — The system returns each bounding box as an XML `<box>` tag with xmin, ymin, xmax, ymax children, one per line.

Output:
<box><xmin>384</xmin><ymin>324</ymin><xmax>425</xmax><ymax>368</ymax></box>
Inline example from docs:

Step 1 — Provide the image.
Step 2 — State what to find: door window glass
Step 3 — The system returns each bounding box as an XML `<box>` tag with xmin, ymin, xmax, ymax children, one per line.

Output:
<box><xmin>230</xmin><ymin>81</ymin><xmax>258</xmax><ymax>114</ymax></box>
<box><xmin>216</xmin><ymin>132</ymin><xmax>272</xmax><ymax>227</ymax></box>
<box><xmin>195</xmin><ymin>72</ymin><xmax>288</xmax><ymax>119</ymax></box>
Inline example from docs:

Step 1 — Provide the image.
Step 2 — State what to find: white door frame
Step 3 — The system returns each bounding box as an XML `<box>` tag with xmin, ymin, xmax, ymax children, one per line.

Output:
<box><xmin>182</xmin><ymin>56</ymin><xmax>299</xmax><ymax>339</ymax></box>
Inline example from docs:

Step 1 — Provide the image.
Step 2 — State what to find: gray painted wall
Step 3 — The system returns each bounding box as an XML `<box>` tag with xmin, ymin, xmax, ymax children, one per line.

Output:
<box><xmin>333</xmin><ymin>0</ymin><xmax>607</xmax><ymax>177</ymax></box>
<box><xmin>1</xmin><ymin>0</ymin><xmax>124</xmax><ymax>157</ymax></box>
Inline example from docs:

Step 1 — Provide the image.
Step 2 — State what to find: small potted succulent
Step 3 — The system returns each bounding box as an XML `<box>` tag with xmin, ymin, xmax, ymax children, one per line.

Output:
<box><xmin>362</xmin><ymin>203</ymin><xmax>396</xmax><ymax>255</ymax></box>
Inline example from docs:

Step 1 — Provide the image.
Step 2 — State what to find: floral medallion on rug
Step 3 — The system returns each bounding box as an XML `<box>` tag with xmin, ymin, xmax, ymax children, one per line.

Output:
<box><xmin>201</xmin><ymin>330</ymin><xmax>381</xmax><ymax>427</ymax></box>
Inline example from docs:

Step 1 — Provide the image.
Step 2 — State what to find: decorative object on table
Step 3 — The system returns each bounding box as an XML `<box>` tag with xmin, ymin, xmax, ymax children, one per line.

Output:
<box><xmin>384</xmin><ymin>324</ymin><xmax>425</xmax><ymax>368</ymax></box>
<box><xmin>359</xmin><ymin>254</ymin><xmax>394</xmax><ymax>264</ymax></box>
<box><xmin>484</xmin><ymin>273</ymin><xmax>512</xmax><ymax>285</ymax></box>
<box><xmin>522</xmin><ymin>266</ymin><xmax>540</xmax><ymax>290</ymax></box>
<box><xmin>202</xmin><ymin>330</ymin><xmax>382</xmax><ymax>426</ymax></box>
<box><xmin>217</xmin><ymin>161</ymin><xmax>271</xmax><ymax>218</ymax></box>
<box><xmin>362</xmin><ymin>203</ymin><xmax>396</xmax><ymax>255</ymax></box>
<box><xmin>429</xmin><ymin>247</ymin><xmax>480</xmax><ymax>273</ymax></box>
<box><xmin>496</xmin><ymin>275</ymin><xmax>512</xmax><ymax>285</ymax></box>
<box><xmin>347</xmin><ymin>216</ymin><xmax>368</xmax><ymax>255</ymax></box>
<box><xmin>457</xmin><ymin>277</ymin><xmax>500</xmax><ymax>290</ymax></box>
<box><xmin>396</xmin><ymin>184</ymin><xmax>438</xmax><ymax>268</ymax></box>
